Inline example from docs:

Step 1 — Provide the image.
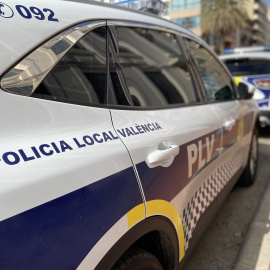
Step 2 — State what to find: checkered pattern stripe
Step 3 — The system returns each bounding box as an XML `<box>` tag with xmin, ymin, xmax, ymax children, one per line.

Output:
<box><xmin>182</xmin><ymin>146</ymin><xmax>249</xmax><ymax>251</ymax></box>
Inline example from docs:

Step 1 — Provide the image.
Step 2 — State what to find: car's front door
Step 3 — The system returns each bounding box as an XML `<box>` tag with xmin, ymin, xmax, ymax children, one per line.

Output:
<box><xmin>108</xmin><ymin>22</ymin><xmax>222</xmax><ymax>259</ymax></box>
<box><xmin>184</xmin><ymin>38</ymin><xmax>253</xmax><ymax>204</ymax></box>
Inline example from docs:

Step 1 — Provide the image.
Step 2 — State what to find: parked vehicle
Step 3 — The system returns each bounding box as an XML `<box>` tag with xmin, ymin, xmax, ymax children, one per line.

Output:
<box><xmin>220</xmin><ymin>47</ymin><xmax>270</xmax><ymax>127</ymax></box>
<box><xmin>0</xmin><ymin>0</ymin><xmax>259</xmax><ymax>269</ymax></box>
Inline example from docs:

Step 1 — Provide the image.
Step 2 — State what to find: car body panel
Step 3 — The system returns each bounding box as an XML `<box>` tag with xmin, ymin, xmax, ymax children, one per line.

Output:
<box><xmin>0</xmin><ymin>1</ymin><xmax>260</xmax><ymax>269</ymax></box>
<box><xmin>0</xmin><ymin>90</ymin><xmax>143</xmax><ymax>269</ymax></box>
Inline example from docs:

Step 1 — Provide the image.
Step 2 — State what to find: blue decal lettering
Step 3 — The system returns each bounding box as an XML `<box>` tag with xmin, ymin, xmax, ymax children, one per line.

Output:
<box><xmin>2</xmin><ymin>152</ymin><xmax>20</xmax><ymax>165</ymax></box>
<box><xmin>83</xmin><ymin>136</ymin><xmax>94</xmax><ymax>145</ymax></box>
<box><xmin>30</xmin><ymin>6</ymin><xmax>45</xmax><ymax>20</ymax></box>
<box><xmin>31</xmin><ymin>146</ymin><xmax>41</xmax><ymax>158</ymax></box>
<box><xmin>155</xmin><ymin>123</ymin><xmax>162</xmax><ymax>130</ymax></box>
<box><xmin>147</xmin><ymin>124</ymin><xmax>155</xmax><ymax>131</ymax></box>
<box><xmin>18</xmin><ymin>149</ymin><xmax>35</xmax><ymax>162</ymax></box>
<box><xmin>0</xmin><ymin>3</ymin><xmax>14</xmax><ymax>18</ymax></box>
<box><xmin>130</xmin><ymin>127</ymin><xmax>139</xmax><ymax>135</ymax></box>
<box><xmin>102</xmin><ymin>132</ymin><xmax>112</xmax><ymax>142</ymax></box>
<box><xmin>141</xmin><ymin>124</ymin><xmax>150</xmax><ymax>133</ymax></box>
<box><xmin>73</xmin><ymin>138</ymin><xmax>86</xmax><ymax>148</ymax></box>
<box><xmin>15</xmin><ymin>5</ymin><xmax>59</xmax><ymax>22</ymax></box>
<box><xmin>60</xmin><ymin>141</ymin><xmax>73</xmax><ymax>152</ymax></box>
<box><xmin>51</xmin><ymin>142</ymin><xmax>60</xmax><ymax>153</ymax></box>
<box><xmin>93</xmin><ymin>133</ymin><xmax>103</xmax><ymax>143</ymax></box>
<box><xmin>135</xmin><ymin>124</ymin><xmax>144</xmax><ymax>134</ymax></box>
<box><xmin>43</xmin><ymin>8</ymin><xmax>59</xmax><ymax>22</ymax></box>
<box><xmin>40</xmin><ymin>144</ymin><xmax>54</xmax><ymax>156</ymax></box>
<box><xmin>109</xmin><ymin>131</ymin><xmax>119</xmax><ymax>140</ymax></box>
<box><xmin>117</xmin><ymin>129</ymin><xmax>126</xmax><ymax>137</ymax></box>
<box><xmin>16</xmin><ymin>5</ymin><xmax>32</xmax><ymax>19</ymax></box>
<box><xmin>125</xmin><ymin>128</ymin><xmax>134</xmax><ymax>136</ymax></box>
<box><xmin>0</xmin><ymin>3</ymin><xmax>3</xmax><ymax>16</ymax></box>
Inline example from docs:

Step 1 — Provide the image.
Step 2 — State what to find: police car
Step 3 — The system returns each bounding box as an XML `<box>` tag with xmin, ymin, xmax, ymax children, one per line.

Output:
<box><xmin>0</xmin><ymin>0</ymin><xmax>259</xmax><ymax>269</ymax></box>
<box><xmin>220</xmin><ymin>47</ymin><xmax>270</xmax><ymax>127</ymax></box>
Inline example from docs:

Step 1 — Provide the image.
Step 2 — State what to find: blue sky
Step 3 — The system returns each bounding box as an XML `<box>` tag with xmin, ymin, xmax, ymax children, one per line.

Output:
<box><xmin>266</xmin><ymin>0</ymin><xmax>270</xmax><ymax>7</ymax></box>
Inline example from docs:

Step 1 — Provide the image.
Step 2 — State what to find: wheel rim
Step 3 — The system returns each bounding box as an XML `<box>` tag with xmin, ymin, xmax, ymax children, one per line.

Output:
<box><xmin>249</xmin><ymin>133</ymin><xmax>258</xmax><ymax>177</ymax></box>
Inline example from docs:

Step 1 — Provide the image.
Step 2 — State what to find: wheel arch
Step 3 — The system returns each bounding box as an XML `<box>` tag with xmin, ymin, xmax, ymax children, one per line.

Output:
<box><xmin>95</xmin><ymin>216</ymin><xmax>180</xmax><ymax>270</ymax></box>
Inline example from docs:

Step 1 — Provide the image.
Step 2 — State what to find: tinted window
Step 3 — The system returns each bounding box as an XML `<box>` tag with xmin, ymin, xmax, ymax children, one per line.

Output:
<box><xmin>186</xmin><ymin>39</ymin><xmax>235</xmax><ymax>102</ymax></box>
<box><xmin>116</xmin><ymin>27</ymin><xmax>197</xmax><ymax>108</ymax></box>
<box><xmin>223</xmin><ymin>58</ymin><xmax>270</xmax><ymax>76</ymax></box>
<box><xmin>33</xmin><ymin>27</ymin><xmax>107</xmax><ymax>105</ymax></box>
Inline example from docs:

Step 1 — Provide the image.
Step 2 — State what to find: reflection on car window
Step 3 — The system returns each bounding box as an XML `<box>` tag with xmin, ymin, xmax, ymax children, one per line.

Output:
<box><xmin>33</xmin><ymin>27</ymin><xmax>107</xmax><ymax>105</ymax></box>
<box><xmin>116</xmin><ymin>27</ymin><xmax>197</xmax><ymax>107</ymax></box>
<box><xmin>185</xmin><ymin>39</ymin><xmax>235</xmax><ymax>102</ymax></box>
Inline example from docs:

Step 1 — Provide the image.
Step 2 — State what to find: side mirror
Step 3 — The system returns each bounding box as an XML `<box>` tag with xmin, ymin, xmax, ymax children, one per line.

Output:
<box><xmin>238</xmin><ymin>82</ymin><xmax>255</xmax><ymax>99</ymax></box>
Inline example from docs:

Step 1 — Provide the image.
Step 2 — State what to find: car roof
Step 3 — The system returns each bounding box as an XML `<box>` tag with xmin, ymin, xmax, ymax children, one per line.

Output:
<box><xmin>219</xmin><ymin>52</ymin><xmax>270</xmax><ymax>61</ymax></box>
<box><xmin>0</xmin><ymin>0</ymin><xmax>201</xmax><ymax>76</ymax></box>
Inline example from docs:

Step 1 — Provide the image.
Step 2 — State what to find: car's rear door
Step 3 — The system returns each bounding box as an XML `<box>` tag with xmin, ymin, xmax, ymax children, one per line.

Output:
<box><xmin>183</xmin><ymin>38</ymin><xmax>254</xmax><ymax>203</ymax></box>
<box><xmin>108</xmin><ymin>22</ymin><xmax>223</xmax><ymax>258</ymax></box>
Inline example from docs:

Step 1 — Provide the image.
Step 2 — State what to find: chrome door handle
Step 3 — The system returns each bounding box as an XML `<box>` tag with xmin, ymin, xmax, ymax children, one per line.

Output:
<box><xmin>223</xmin><ymin>119</ymin><xmax>236</xmax><ymax>131</ymax></box>
<box><xmin>147</xmin><ymin>144</ymin><xmax>179</xmax><ymax>168</ymax></box>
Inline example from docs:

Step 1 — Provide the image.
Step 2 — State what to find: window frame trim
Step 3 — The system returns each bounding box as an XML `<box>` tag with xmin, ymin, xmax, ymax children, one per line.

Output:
<box><xmin>182</xmin><ymin>35</ymin><xmax>240</xmax><ymax>103</ymax></box>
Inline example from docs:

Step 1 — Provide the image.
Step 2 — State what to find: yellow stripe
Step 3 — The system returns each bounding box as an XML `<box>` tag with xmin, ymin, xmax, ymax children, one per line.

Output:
<box><xmin>127</xmin><ymin>200</ymin><xmax>185</xmax><ymax>261</ymax></box>
<box><xmin>234</xmin><ymin>76</ymin><xmax>242</xmax><ymax>85</ymax></box>
<box><xmin>127</xmin><ymin>203</ymin><xmax>145</xmax><ymax>228</ymax></box>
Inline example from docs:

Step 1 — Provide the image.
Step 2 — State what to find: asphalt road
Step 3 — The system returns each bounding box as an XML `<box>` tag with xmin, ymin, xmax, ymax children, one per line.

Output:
<box><xmin>183</xmin><ymin>127</ymin><xmax>270</xmax><ymax>270</ymax></box>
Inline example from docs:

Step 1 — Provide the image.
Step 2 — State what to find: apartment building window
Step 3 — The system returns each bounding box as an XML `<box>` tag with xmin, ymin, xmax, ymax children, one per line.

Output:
<box><xmin>173</xmin><ymin>16</ymin><xmax>201</xmax><ymax>29</ymax></box>
<box><xmin>172</xmin><ymin>0</ymin><xmax>201</xmax><ymax>11</ymax></box>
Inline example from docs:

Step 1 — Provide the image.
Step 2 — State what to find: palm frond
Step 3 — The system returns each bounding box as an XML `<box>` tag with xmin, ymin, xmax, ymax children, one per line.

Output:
<box><xmin>201</xmin><ymin>0</ymin><xmax>249</xmax><ymax>34</ymax></box>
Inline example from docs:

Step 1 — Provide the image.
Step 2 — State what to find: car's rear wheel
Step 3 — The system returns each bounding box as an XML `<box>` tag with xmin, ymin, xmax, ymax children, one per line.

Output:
<box><xmin>112</xmin><ymin>247</ymin><xmax>163</xmax><ymax>270</ymax></box>
<box><xmin>238</xmin><ymin>127</ymin><xmax>258</xmax><ymax>186</ymax></box>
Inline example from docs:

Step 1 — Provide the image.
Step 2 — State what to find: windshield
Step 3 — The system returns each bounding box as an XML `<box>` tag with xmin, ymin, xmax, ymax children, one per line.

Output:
<box><xmin>223</xmin><ymin>58</ymin><xmax>270</xmax><ymax>76</ymax></box>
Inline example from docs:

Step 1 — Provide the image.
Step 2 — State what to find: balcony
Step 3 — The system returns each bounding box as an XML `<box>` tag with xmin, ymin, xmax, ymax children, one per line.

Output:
<box><xmin>252</xmin><ymin>34</ymin><xmax>266</xmax><ymax>44</ymax></box>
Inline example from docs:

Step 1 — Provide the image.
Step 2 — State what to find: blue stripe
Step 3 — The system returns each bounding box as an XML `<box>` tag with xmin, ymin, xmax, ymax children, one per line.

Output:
<box><xmin>0</xmin><ymin>167</ymin><xmax>143</xmax><ymax>270</ymax></box>
<box><xmin>137</xmin><ymin>130</ymin><xmax>222</xmax><ymax>202</ymax></box>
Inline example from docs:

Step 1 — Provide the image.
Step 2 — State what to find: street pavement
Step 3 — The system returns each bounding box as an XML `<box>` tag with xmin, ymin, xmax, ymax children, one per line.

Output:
<box><xmin>234</xmin><ymin>131</ymin><xmax>270</xmax><ymax>270</ymax></box>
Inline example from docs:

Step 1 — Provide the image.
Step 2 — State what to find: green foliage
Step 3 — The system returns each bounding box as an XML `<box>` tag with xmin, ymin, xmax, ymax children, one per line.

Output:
<box><xmin>201</xmin><ymin>0</ymin><xmax>249</xmax><ymax>35</ymax></box>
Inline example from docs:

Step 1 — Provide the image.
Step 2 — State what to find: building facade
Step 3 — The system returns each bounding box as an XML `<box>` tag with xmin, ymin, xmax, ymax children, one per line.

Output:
<box><xmin>169</xmin><ymin>0</ymin><xmax>201</xmax><ymax>36</ymax></box>
<box><xmin>168</xmin><ymin>0</ymin><xmax>268</xmax><ymax>48</ymax></box>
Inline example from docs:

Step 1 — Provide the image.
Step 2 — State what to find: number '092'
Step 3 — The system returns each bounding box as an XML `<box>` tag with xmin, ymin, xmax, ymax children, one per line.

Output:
<box><xmin>15</xmin><ymin>5</ymin><xmax>59</xmax><ymax>22</ymax></box>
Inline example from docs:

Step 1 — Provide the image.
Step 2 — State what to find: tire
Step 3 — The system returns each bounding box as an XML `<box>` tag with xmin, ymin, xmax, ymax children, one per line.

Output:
<box><xmin>112</xmin><ymin>247</ymin><xmax>163</xmax><ymax>270</ymax></box>
<box><xmin>238</xmin><ymin>127</ymin><xmax>259</xmax><ymax>186</ymax></box>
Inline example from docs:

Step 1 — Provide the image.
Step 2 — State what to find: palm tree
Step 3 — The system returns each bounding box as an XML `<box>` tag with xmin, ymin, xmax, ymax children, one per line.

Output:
<box><xmin>201</xmin><ymin>0</ymin><xmax>249</xmax><ymax>53</ymax></box>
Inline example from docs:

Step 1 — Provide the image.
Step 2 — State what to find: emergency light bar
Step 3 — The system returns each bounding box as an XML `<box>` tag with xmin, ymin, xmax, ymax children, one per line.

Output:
<box><xmin>115</xmin><ymin>0</ymin><xmax>168</xmax><ymax>15</ymax></box>
<box><xmin>224</xmin><ymin>46</ymin><xmax>270</xmax><ymax>54</ymax></box>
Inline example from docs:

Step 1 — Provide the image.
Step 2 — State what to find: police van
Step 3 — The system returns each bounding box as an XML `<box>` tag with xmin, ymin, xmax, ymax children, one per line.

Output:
<box><xmin>0</xmin><ymin>0</ymin><xmax>259</xmax><ymax>269</ymax></box>
<box><xmin>220</xmin><ymin>47</ymin><xmax>270</xmax><ymax>127</ymax></box>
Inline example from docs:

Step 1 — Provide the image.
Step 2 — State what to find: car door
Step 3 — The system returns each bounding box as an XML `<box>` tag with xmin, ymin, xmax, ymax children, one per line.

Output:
<box><xmin>108</xmin><ymin>22</ymin><xmax>223</xmax><ymax>258</ymax></box>
<box><xmin>183</xmin><ymin>38</ymin><xmax>253</xmax><ymax>203</ymax></box>
<box><xmin>0</xmin><ymin>23</ymin><xmax>143</xmax><ymax>270</ymax></box>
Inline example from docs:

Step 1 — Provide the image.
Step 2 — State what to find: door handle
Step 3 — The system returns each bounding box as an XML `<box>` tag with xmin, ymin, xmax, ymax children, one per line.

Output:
<box><xmin>147</xmin><ymin>144</ymin><xmax>179</xmax><ymax>168</ymax></box>
<box><xmin>223</xmin><ymin>119</ymin><xmax>236</xmax><ymax>131</ymax></box>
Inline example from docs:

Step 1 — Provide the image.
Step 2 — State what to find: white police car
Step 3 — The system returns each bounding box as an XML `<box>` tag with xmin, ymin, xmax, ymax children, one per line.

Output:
<box><xmin>0</xmin><ymin>0</ymin><xmax>259</xmax><ymax>269</ymax></box>
<box><xmin>220</xmin><ymin>47</ymin><xmax>270</xmax><ymax>127</ymax></box>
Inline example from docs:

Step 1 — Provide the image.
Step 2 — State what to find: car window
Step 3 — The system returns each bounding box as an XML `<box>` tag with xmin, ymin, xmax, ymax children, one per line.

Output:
<box><xmin>115</xmin><ymin>26</ymin><xmax>197</xmax><ymax>108</ymax></box>
<box><xmin>223</xmin><ymin>58</ymin><xmax>270</xmax><ymax>76</ymax></box>
<box><xmin>33</xmin><ymin>27</ymin><xmax>107</xmax><ymax>105</ymax></box>
<box><xmin>185</xmin><ymin>38</ymin><xmax>235</xmax><ymax>102</ymax></box>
